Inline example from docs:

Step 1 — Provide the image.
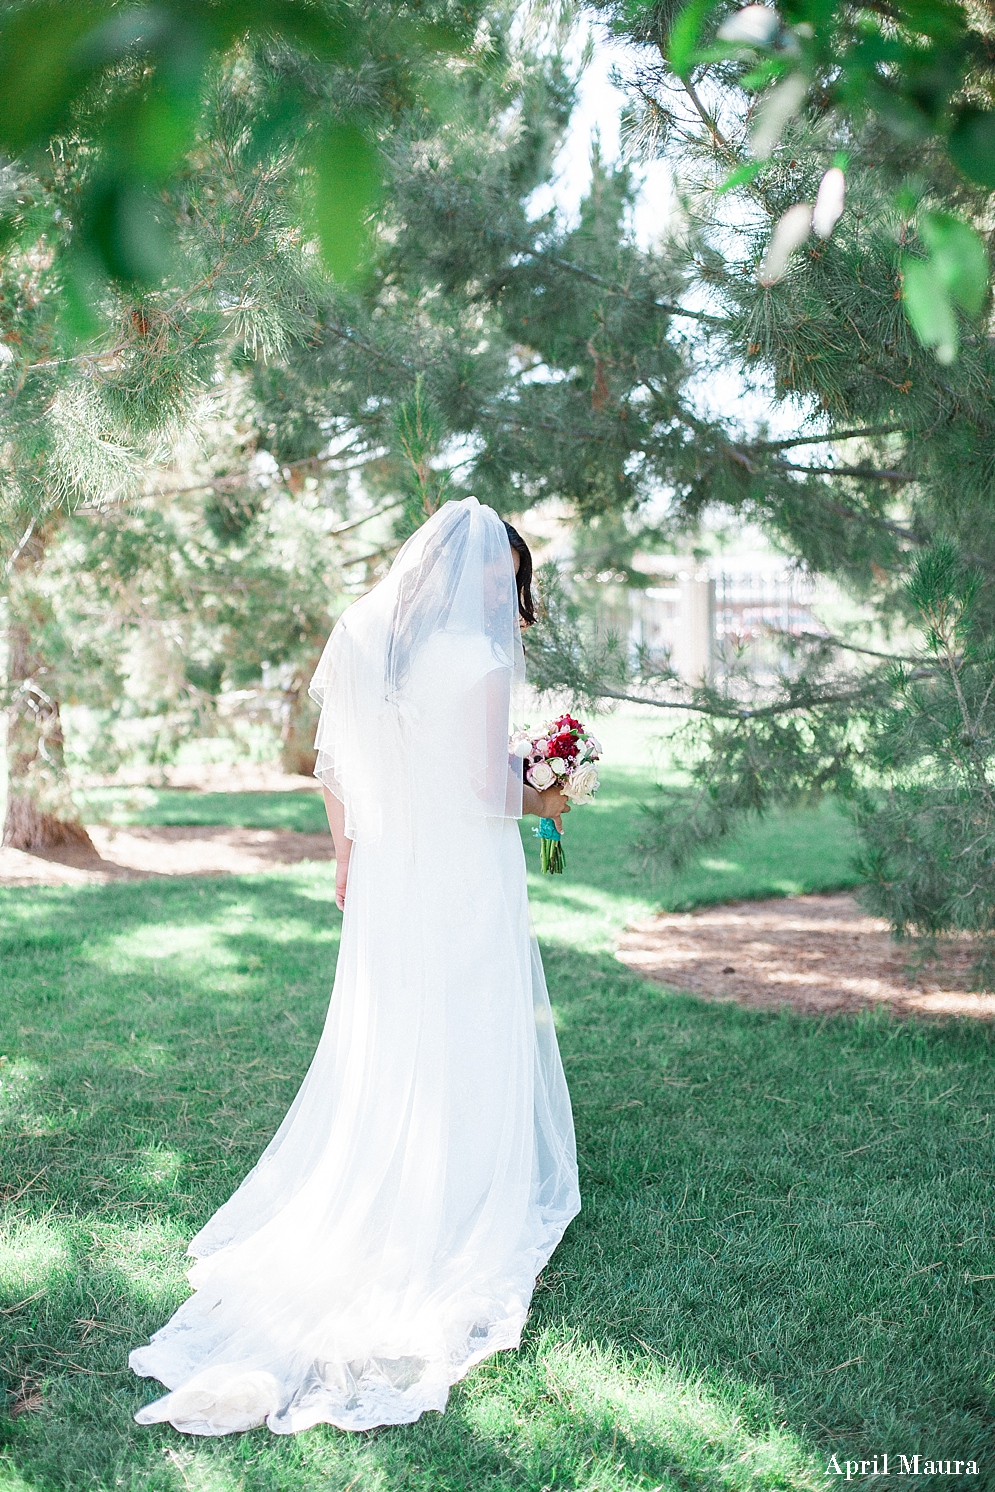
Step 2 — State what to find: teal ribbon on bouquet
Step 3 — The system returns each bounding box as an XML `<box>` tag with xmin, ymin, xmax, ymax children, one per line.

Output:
<box><xmin>534</xmin><ymin>816</ymin><xmax>564</xmax><ymax>875</ymax></box>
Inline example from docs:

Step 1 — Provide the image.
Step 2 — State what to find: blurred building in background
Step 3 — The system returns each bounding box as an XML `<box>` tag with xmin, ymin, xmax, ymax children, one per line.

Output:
<box><xmin>589</xmin><ymin>553</ymin><xmax>837</xmax><ymax>686</ymax></box>
<box><xmin>628</xmin><ymin>553</ymin><xmax>833</xmax><ymax>684</ymax></box>
<box><xmin>519</xmin><ymin>503</ymin><xmax>841</xmax><ymax>690</ymax></box>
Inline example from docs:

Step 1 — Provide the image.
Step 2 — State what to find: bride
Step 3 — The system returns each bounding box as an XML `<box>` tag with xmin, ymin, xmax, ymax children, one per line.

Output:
<box><xmin>129</xmin><ymin>497</ymin><xmax>581</xmax><ymax>1436</ymax></box>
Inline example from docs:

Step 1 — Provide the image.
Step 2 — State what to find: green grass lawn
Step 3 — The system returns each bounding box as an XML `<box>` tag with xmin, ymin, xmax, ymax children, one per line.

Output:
<box><xmin>2</xmin><ymin>752</ymin><xmax>994</xmax><ymax>1491</ymax></box>
<box><xmin>78</xmin><ymin>787</ymin><xmax>330</xmax><ymax>834</ymax></box>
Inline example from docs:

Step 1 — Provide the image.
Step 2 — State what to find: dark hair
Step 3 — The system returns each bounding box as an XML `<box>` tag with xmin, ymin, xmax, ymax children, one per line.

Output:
<box><xmin>503</xmin><ymin>521</ymin><xmax>536</xmax><ymax>626</ymax></box>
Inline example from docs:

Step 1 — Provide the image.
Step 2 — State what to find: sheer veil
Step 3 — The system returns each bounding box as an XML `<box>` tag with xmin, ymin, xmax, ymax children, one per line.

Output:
<box><xmin>310</xmin><ymin>494</ymin><xmax>525</xmax><ymax>840</ymax></box>
<box><xmin>129</xmin><ymin>497</ymin><xmax>580</xmax><ymax>1436</ymax></box>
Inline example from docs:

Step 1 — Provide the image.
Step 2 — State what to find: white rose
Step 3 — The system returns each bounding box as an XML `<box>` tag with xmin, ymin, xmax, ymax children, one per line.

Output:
<box><xmin>548</xmin><ymin>757</ymin><xmax>567</xmax><ymax>775</ymax></box>
<box><xmin>527</xmin><ymin>760</ymin><xmax>556</xmax><ymax>790</ymax></box>
<box><xmin>564</xmin><ymin>763</ymin><xmax>599</xmax><ymax>803</ymax></box>
<box><xmin>586</xmin><ymin>735</ymin><xmax>603</xmax><ymax>757</ymax></box>
<box><xmin>510</xmin><ymin>738</ymin><xmax>532</xmax><ymax>759</ymax></box>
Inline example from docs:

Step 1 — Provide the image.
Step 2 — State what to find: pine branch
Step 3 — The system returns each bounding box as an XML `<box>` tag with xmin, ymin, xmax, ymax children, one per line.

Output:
<box><xmin>723</xmin><ymin>435</ymin><xmax>914</xmax><ymax>483</ymax></box>
<box><xmin>784</xmin><ymin>630</ymin><xmax>925</xmax><ymax>664</ymax></box>
<box><xmin>477</xmin><ymin>410</ymin><xmax>613</xmax><ymax>442</ymax></box>
<box><xmin>776</xmin><ymin>460</ymin><xmax>914</xmax><ymax>482</ymax></box>
<box><xmin>822</xmin><ymin>501</ymin><xmax>923</xmax><ymax>547</ymax></box>
<box><xmin>748</xmin><ymin>425</ymin><xmax>907</xmax><ymax>450</ymax></box>
<box><xmin>680</xmin><ymin>78</ymin><xmax>737</xmax><ymax>164</ymax></box>
<box><xmin>590</xmin><ymin>681</ymin><xmax>887</xmax><ymax>718</ymax></box>
<box><xmin>3</xmin><ymin>517</ymin><xmax>36</xmax><ymax>577</ymax></box>
<box><xmin>328</xmin><ymin>499</ymin><xmax>404</xmax><ymax>535</ymax></box>
<box><xmin>146</xmin><ymin>451</ymin><xmax>389</xmax><ymax>502</ymax></box>
<box><xmin>324</xmin><ymin>317</ymin><xmax>416</xmax><ymax>374</ymax></box>
<box><xmin>340</xmin><ymin>540</ymin><xmax>405</xmax><ymax>567</ymax></box>
<box><xmin>504</xmin><ymin>235</ymin><xmax>723</xmax><ymax>325</ymax></box>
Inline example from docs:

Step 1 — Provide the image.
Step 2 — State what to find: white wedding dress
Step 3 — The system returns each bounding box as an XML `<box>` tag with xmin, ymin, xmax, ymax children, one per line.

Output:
<box><xmin>129</xmin><ymin>498</ymin><xmax>580</xmax><ymax>1435</ymax></box>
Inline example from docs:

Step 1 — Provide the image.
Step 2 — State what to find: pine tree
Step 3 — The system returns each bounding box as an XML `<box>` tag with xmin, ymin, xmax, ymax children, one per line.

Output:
<box><xmin>0</xmin><ymin>0</ymin><xmax>486</xmax><ymax>844</ymax></box>
<box><xmin>0</xmin><ymin>5</ymin><xmax>605</xmax><ymax>803</ymax></box>
<box><xmin>519</xmin><ymin>0</ymin><xmax>995</xmax><ymax>976</ymax></box>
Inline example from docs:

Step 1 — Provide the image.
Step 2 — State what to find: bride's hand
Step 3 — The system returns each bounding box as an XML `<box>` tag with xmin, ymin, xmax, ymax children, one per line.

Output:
<box><xmin>335</xmin><ymin>853</ymin><xmax>350</xmax><ymax>911</ymax></box>
<box><xmin>322</xmin><ymin>787</ymin><xmax>352</xmax><ymax>910</ymax></box>
<box><xmin>523</xmin><ymin>783</ymin><xmax>571</xmax><ymax>833</ymax></box>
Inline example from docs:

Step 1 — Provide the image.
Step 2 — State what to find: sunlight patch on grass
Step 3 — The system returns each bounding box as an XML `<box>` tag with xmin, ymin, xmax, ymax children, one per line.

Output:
<box><xmin>94</xmin><ymin>910</ymin><xmax>339</xmax><ymax>980</ymax></box>
<box><xmin>88</xmin><ymin>1219</ymin><xmax>190</xmax><ymax>1303</ymax></box>
<box><xmin>124</xmin><ymin>1147</ymin><xmax>186</xmax><ymax>1196</ymax></box>
<box><xmin>526</xmin><ymin>887</ymin><xmax>657</xmax><ymax>957</ymax></box>
<box><xmin>147</xmin><ymin>1444</ymin><xmax>249</xmax><ymax>1492</ymax></box>
<box><xmin>77</xmin><ymin>787</ymin><xmax>327</xmax><ymax>835</ymax></box>
<box><xmin>105</xmin><ymin>1041</ymin><xmax>173</xmax><ymax>1073</ymax></box>
<box><xmin>531</xmin><ymin>916</ymin><xmax>653</xmax><ymax>957</ymax></box>
<box><xmin>525</xmin><ymin>878</ymin><xmax>644</xmax><ymax>918</ymax></box>
<box><xmin>460</xmin><ymin>1337</ymin><xmax>828</xmax><ymax>1492</ymax></box>
<box><xmin>544</xmin><ymin>1341</ymin><xmax>826</xmax><ymax>1492</ymax></box>
<box><xmin>284</xmin><ymin>878</ymin><xmax>341</xmax><ymax>905</ymax></box>
<box><xmin>0</xmin><ymin>1461</ymin><xmax>40</xmax><ymax>1491</ymax></box>
<box><xmin>0</xmin><ymin>1058</ymin><xmax>63</xmax><ymax>1139</ymax></box>
<box><xmin>0</xmin><ymin>1219</ymin><xmax>69</xmax><ymax>1295</ymax></box>
<box><xmin>98</xmin><ymin>922</ymin><xmax>242</xmax><ymax>969</ymax></box>
<box><xmin>239</xmin><ymin>917</ymin><xmax>338</xmax><ymax>947</ymax></box>
<box><xmin>0</xmin><ymin>1057</ymin><xmax>43</xmax><ymax>1125</ymax></box>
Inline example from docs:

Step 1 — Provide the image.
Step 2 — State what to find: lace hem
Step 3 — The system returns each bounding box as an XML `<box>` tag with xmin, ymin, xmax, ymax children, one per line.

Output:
<box><xmin>131</xmin><ymin>1314</ymin><xmax>530</xmax><ymax>1435</ymax></box>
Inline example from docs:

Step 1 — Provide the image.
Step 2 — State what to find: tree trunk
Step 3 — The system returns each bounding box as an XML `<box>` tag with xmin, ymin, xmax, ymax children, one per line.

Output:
<box><xmin>279</xmin><ymin>663</ymin><xmax>321</xmax><ymax>779</ymax></box>
<box><xmin>3</xmin><ymin>543</ymin><xmax>95</xmax><ymax>852</ymax></box>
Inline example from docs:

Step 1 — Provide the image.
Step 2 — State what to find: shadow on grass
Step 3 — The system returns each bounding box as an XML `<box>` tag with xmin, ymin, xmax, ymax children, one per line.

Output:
<box><xmin>1</xmin><ymin>876</ymin><xmax>994</xmax><ymax>1491</ymax></box>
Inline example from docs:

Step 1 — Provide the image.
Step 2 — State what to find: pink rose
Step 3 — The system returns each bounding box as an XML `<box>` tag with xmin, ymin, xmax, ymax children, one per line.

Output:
<box><xmin>527</xmin><ymin>760</ymin><xmax>556</xmax><ymax>790</ymax></box>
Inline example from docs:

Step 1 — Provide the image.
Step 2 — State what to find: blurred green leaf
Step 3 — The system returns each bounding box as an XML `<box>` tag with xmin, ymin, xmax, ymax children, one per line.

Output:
<box><xmin>194</xmin><ymin>0</ymin><xmax>352</xmax><ymax>58</ymax></box>
<box><xmin>0</xmin><ymin>0</ymin><xmax>115</xmax><ymax>153</ymax></box>
<box><xmin>311</xmin><ymin>123</ymin><xmax>382</xmax><ymax>282</ymax></box>
<box><xmin>692</xmin><ymin>42</ymin><xmax>748</xmax><ymax>67</ymax></box>
<box><xmin>668</xmin><ymin>0</ymin><xmax>719</xmax><ymax>79</ymax></box>
<box><xmin>88</xmin><ymin>180</ymin><xmax>173</xmax><ymax>285</ymax></box>
<box><xmin>738</xmin><ymin>59</ymin><xmax>788</xmax><ymax>92</ymax></box>
<box><xmin>901</xmin><ymin>210</ymin><xmax>987</xmax><ymax>361</ymax></box>
<box><xmin>127</xmin><ymin>82</ymin><xmax>205</xmax><ymax>178</ymax></box>
<box><xmin>901</xmin><ymin>255</ymin><xmax>957</xmax><ymax>363</ymax></box>
<box><xmin>920</xmin><ymin>210</ymin><xmax>988</xmax><ymax>314</ymax></box>
<box><xmin>717</xmin><ymin>161</ymin><xmax>763</xmax><ymax>194</ymax></box>
<box><xmin>898</xmin><ymin>0</ymin><xmax>966</xmax><ymax>45</ymax></box>
<box><xmin>58</xmin><ymin>256</ymin><xmax>103</xmax><ymax>342</ymax></box>
<box><xmin>0</xmin><ymin>0</ymin><xmax>352</xmax><ymax>160</ymax></box>
<box><xmin>949</xmin><ymin>106</ymin><xmax>995</xmax><ymax>190</ymax></box>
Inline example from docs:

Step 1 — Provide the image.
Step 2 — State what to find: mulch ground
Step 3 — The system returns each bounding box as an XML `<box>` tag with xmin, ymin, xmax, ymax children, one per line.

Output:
<box><xmin>0</xmin><ymin>824</ymin><xmax>335</xmax><ymax>885</ymax></box>
<box><xmin>616</xmin><ymin>892</ymin><xmax>995</xmax><ymax>1019</ymax></box>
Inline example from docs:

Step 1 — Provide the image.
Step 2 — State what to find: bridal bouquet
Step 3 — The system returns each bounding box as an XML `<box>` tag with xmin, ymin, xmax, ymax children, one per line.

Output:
<box><xmin>510</xmin><ymin>714</ymin><xmax>602</xmax><ymax>873</ymax></box>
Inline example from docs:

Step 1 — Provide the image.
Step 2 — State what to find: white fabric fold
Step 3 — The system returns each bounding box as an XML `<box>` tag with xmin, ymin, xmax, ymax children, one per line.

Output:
<box><xmin>129</xmin><ymin>498</ymin><xmax>580</xmax><ymax>1435</ymax></box>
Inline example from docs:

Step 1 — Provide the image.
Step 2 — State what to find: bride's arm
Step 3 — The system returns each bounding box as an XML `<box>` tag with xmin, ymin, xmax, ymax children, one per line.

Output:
<box><xmin>323</xmin><ymin>787</ymin><xmax>352</xmax><ymax>910</ymax></box>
